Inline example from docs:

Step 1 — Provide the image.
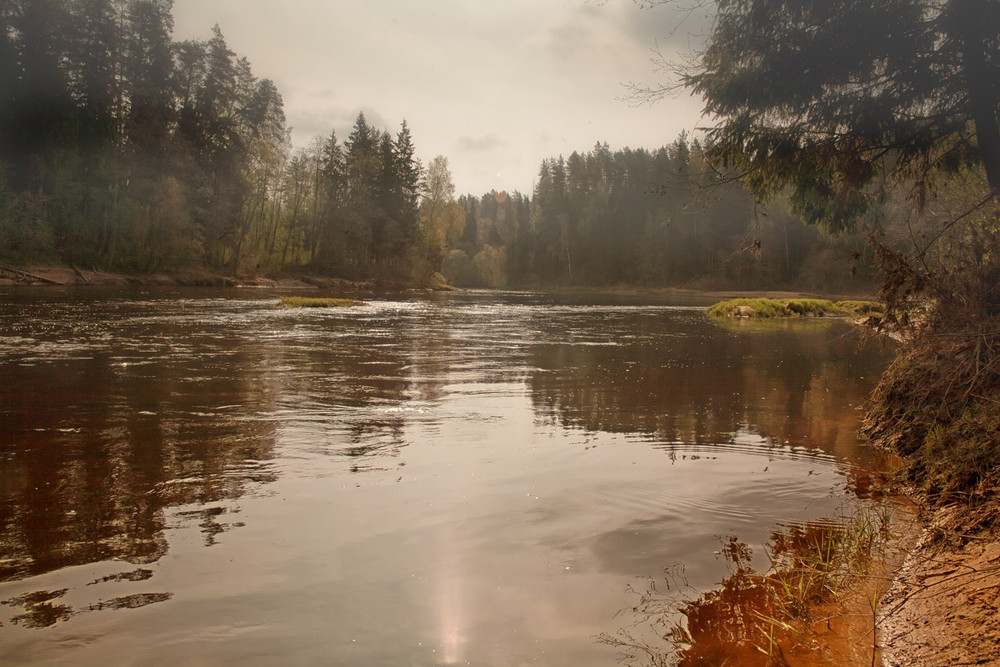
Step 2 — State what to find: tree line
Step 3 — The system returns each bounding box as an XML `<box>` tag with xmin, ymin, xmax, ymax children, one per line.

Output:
<box><xmin>448</xmin><ymin>138</ymin><xmax>874</xmax><ymax>291</ymax></box>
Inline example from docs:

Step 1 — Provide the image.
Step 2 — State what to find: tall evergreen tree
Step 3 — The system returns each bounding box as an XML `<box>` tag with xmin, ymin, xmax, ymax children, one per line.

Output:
<box><xmin>70</xmin><ymin>0</ymin><xmax>120</xmax><ymax>145</ymax></box>
<box><xmin>7</xmin><ymin>0</ymin><xmax>75</xmax><ymax>189</ymax></box>
<box><xmin>342</xmin><ymin>112</ymin><xmax>381</xmax><ymax>271</ymax></box>
<box><xmin>309</xmin><ymin>129</ymin><xmax>345</xmax><ymax>267</ymax></box>
<box><xmin>123</xmin><ymin>0</ymin><xmax>175</xmax><ymax>156</ymax></box>
<box><xmin>394</xmin><ymin>120</ymin><xmax>421</xmax><ymax>212</ymax></box>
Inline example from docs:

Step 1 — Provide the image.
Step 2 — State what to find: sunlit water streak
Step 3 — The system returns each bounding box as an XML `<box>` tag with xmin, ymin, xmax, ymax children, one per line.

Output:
<box><xmin>0</xmin><ymin>289</ymin><xmax>893</xmax><ymax>665</ymax></box>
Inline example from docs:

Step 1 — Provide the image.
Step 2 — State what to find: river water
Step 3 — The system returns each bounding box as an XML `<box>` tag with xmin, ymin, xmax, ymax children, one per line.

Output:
<box><xmin>0</xmin><ymin>289</ymin><xmax>892</xmax><ymax>665</ymax></box>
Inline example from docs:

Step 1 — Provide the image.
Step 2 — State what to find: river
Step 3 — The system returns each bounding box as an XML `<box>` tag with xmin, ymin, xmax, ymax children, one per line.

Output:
<box><xmin>0</xmin><ymin>289</ymin><xmax>893</xmax><ymax>665</ymax></box>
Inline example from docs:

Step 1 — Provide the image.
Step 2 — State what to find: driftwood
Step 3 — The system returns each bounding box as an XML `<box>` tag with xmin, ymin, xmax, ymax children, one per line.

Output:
<box><xmin>70</xmin><ymin>263</ymin><xmax>90</xmax><ymax>284</ymax></box>
<box><xmin>0</xmin><ymin>263</ymin><xmax>64</xmax><ymax>284</ymax></box>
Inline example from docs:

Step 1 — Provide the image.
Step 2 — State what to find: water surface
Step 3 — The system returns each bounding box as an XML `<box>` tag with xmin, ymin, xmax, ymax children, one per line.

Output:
<box><xmin>0</xmin><ymin>289</ymin><xmax>892</xmax><ymax>665</ymax></box>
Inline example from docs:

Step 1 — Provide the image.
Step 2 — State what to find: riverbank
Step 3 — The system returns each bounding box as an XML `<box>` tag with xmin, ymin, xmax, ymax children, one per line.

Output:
<box><xmin>879</xmin><ymin>500</ymin><xmax>1000</xmax><ymax>665</ymax></box>
<box><xmin>682</xmin><ymin>296</ymin><xmax>1000</xmax><ymax>664</ymax></box>
<box><xmin>0</xmin><ymin>263</ymin><xmax>466</xmax><ymax>293</ymax></box>
<box><xmin>0</xmin><ymin>263</ymin><xmax>381</xmax><ymax>291</ymax></box>
<box><xmin>703</xmin><ymin>295</ymin><xmax>1000</xmax><ymax>665</ymax></box>
<box><xmin>863</xmin><ymin>321</ymin><xmax>1000</xmax><ymax>665</ymax></box>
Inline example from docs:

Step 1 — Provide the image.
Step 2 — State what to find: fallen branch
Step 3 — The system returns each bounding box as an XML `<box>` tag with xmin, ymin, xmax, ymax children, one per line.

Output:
<box><xmin>70</xmin><ymin>263</ymin><xmax>90</xmax><ymax>284</ymax></box>
<box><xmin>0</xmin><ymin>263</ymin><xmax>63</xmax><ymax>285</ymax></box>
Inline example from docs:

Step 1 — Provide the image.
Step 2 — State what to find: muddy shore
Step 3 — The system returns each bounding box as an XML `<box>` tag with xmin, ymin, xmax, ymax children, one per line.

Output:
<box><xmin>878</xmin><ymin>501</ymin><xmax>1000</xmax><ymax>666</ymax></box>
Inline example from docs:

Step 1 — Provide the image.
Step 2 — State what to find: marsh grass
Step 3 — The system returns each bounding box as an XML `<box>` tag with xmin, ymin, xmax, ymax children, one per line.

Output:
<box><xmin>834</xmin><ymin>300</ymin><xmax>885</xmax><ymax>319</ymax></box>
<box><xmin>598</xmin><ymin>501</ymin><xmax>894</xmax><ymax>666</ymax></box>
<box><xmin>748</xmin><ymin>501</ymin><xmax>893</xmax><ymax>664</ymax></box>
<box><xmin>767</xmin><ymin>502</ymin><xmax>890</xmax><ymax>614</ymax></box>
<box><xmin>279</xmin><ymin>296</ymin><xmax>365</xmax><ymax>308</ymax></box>
<box><xmin>707</xmin><ymin>297</ymin><xmax>882</xmax><ymax>321</ymax></box>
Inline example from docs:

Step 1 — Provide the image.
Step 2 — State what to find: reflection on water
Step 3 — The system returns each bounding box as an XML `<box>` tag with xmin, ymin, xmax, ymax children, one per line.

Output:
<box><xmin>530</xmin><ymin>309</ymin><xmax>885</xmax><ymax>461</ymax></box>
<box><xmin>605</xmin><ymin>510</ymin><xmax>897</xmax><ymax>667</ymax></box>
<box><xmin>0</xmin><ymin>289</ymin><xmax>892</xmax><ymax>665</ymax></box>
<box><xmin>0</xmin><ymin>296</ymin><xmax>278</xmax><ymax>583</ymax></box>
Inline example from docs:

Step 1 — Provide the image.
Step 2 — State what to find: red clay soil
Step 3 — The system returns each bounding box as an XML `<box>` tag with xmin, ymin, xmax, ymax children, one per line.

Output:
<box><xmin>879</xmin><ymin>504</ymin><xmax>1000</xmax><ymax>667</ymax></box>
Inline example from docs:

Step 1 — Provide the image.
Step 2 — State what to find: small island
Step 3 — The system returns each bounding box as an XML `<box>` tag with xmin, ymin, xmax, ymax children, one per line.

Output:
<box><xmin>278</xmin><ymin>296</ymin><xmax>365</xmax><ymax>308</ymax></box>
<box><xmin>707</xmin><ymin>297</ymin><xmax>883</xmax><ymax>321</ymax></box>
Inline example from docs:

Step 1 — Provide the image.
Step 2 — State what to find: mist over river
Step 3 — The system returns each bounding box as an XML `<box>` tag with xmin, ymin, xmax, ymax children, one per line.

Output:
<box><xmin>0</xmin><ymin>289</ymin><xmax>893</xmax><ymax>665</ymax></box>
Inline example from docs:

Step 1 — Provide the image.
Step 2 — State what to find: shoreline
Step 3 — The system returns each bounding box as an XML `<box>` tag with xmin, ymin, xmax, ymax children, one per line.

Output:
<box><xmin>0</xmin><ymin>264</ymin><xmax>878</xmax><ymax>300</ymax></box>
<box><xmin>0</xmin><ymin>264</ymin><xmax>385</xmax><ymax>292</ymax></box>
<box><xmin>877</xmin><ymin>498</ymin><xmax>1000</xmax><ymax>666</ymax></box>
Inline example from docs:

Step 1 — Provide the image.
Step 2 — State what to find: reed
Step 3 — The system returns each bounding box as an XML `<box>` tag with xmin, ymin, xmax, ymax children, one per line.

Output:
<box><xmin>599</xmin><ymin>499</ymin><xmax>896</xmax><ymax>666</ymax></box>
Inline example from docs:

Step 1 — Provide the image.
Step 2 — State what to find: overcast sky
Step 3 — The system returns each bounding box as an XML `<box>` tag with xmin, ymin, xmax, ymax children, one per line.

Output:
<box><xmin>171</xmin><ymin>0</ymin><xmax>710</xmax><ymax>196</ymax></box>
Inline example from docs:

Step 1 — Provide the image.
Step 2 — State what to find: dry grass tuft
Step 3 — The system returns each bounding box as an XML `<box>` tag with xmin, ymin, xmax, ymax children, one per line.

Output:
<box><xmin>862</xmin><ymin>322</ymin><xmax>1000</xmax><ymax>507</ymax></box>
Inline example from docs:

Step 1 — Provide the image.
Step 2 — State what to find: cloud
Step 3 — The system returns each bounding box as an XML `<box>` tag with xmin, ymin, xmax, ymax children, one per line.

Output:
<box><xmin>288</xmin><ymin>102</ymin><xmax>394</xmax><ymax>148</ymax></box>
<box><xmin>622</xmin><ymin>1</ymin><xmax>715</xmax><ymax>57</ymax></box>
<box><xmin>171</xmin><ymin>0</ymin><xmax>707</xmax><ymax>196</ymax></box>
<box><xmin>534</xmin><ymin>3</ymin><xmax>642</xmax><ymax>77</ymax></box>
<box><xmin>456</xmin><ymin>134</ymin><xmax>505</xmax><ymax>154</ymax></box>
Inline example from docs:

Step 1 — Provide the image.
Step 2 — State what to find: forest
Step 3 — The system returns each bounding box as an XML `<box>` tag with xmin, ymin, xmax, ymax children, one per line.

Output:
<box><xmin>450</xmin><ymin>139</ymin><xmax>874</xmax><ymax>290</ymax></box>
<box><xmin>0</xmin><ymin>0</ymin><xmax>875</xmax><ymax>293</ymax></box>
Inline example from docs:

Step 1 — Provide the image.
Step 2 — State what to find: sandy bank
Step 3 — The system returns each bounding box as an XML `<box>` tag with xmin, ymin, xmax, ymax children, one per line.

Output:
<box><xmin>0</xmin><ymin>263</ymin><xmax>374</xmax><ymax>291</ymax></box>
<box><xmin>879</xmin><ymin>503</ymin><xmax>1000</xmax><ymax>666</ymax></box>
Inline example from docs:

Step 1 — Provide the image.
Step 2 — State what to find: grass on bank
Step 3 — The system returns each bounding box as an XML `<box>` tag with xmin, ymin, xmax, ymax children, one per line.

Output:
<box><xmin>279</xmin><ymin>296</ymin><xmax>365</xmax><ymax>308</ymax></box>
<box><xmin>597</xmin><ymin>500</ymin><xmax>896</xmax><ymax>666</ymax></box>
<box><xmin>707</xmin><ymin>297</ymin><xmax>883</xmax><ymax>320</ymax></box>
<box><xmin>862</xmin><ymin>326</ymin><xmax>1000</xmax><ymax>512</ymax></box>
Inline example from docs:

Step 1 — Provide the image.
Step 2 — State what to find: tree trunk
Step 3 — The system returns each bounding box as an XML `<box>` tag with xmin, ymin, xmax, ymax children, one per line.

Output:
<box><xmin>954</xmin><ymin>0</ymin><xmax>1000</xmax><ymax>192</ymax></box>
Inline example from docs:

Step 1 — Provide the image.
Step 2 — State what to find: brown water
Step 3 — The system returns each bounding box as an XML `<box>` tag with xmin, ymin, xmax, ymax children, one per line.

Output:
<box><xmin>0</xmin><ymin>289</ymin><xmax>892</xmax><ymax>666</ymax></box>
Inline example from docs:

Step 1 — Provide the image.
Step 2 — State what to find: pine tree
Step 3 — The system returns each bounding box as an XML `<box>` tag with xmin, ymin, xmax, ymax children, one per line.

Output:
<box><xmin>123</xmin><ymin>0</ymin><xmax>175</xmax><ymax>157</ymax></box>
<box><xmin>7</xmin><ymin>0</ymin><xmax>75</xmax><ymax>189</ymax></box>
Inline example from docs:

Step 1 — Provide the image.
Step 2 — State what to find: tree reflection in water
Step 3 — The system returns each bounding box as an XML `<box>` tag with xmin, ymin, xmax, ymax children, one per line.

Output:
<box><xmin>0</xmin><ymin>292</ymin><xmax>417</xmax><ymax>634</ymax></box>
<box><xmin>529</xmin><ymin>313</ymin><xmax>890</xmax><ymax>462</ymax></box>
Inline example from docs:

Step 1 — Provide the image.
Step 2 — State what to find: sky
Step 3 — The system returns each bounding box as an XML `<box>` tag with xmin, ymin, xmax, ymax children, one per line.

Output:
<box><xmin>171</xmin><ymin>0</ymin><xmax>712</xmax><ymax>197</ymax></box>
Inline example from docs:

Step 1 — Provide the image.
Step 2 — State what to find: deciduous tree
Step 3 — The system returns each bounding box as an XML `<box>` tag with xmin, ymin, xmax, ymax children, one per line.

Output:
<box><xmin>418</xmin><ymin>155</ymin><xmax>464</xmax><ymax>272</ymax></box>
